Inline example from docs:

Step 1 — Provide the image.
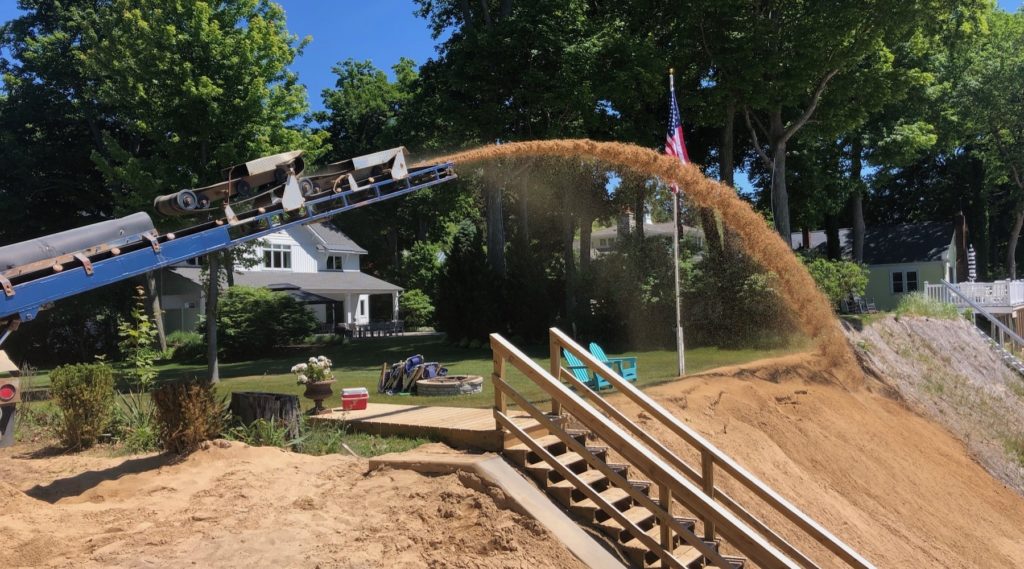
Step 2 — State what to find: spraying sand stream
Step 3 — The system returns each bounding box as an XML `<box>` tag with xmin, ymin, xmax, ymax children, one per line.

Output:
<box><xmin>426</xmin><ymin>139</ymin><xmax>856</xmax><ymax>378</ymax></box>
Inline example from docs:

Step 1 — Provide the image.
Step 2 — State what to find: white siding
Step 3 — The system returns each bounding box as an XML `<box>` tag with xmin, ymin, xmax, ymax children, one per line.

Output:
<box><xmin>248</xmin><ymin>229</ymin><xmax>318</xmax><ymax>273</ymax></box>
<box><xmin>318</xmin><ymin>252</ymin><xmax>360</xmax><ymax>272</ymax></box>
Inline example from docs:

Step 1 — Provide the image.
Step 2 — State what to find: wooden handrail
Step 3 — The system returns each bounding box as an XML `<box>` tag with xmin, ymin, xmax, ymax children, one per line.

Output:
<box><xmin>555</xmin><ymin>365</ymin><xmax>817</xmax><ymax>568</ymax></box>
<box><xmin>494</xmin><ymin>376</ymin><xmax>731</xmax><ymax>568</ymax></box>
<box><xmin>549</xmin><ymin>327</ymin><xmax>875</xmax><ymax>569</ymax></box>
<box><xmin>491</xmin><ymin>332</ymin><xmax>800</xmax><ymax>569</ymax></box>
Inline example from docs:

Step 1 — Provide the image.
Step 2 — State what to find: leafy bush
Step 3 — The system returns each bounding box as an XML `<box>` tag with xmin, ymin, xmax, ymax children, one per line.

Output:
<box><xmin>399</xmin><ymin>289</ymin><xmax>435</xmax><ymax>327</ymax></box>
<box><xmin>224</xmin><ymin>418</ymin><xmax>290</xmax><ymax>448</ymax></box>
<box><xmin>167</xmin><ymin>330</ymin><xmax>206</xmax><ymax>362</ymax></box>
<box><xmin>216</xmin><ymin>286</ymin><xmax>318</xmax><ymax>359</ymax></box>
<box><xmin>109</xmin><ymin>392</ymin><xmax>159</xmax><ymax>454</ymax></box>
<box><xmin>50</xmin><ymin>363</ymin><xmax>115</xmax><ymax>449</ymax></box>
<box><xmin>152</xmin><ymin>380</ymin><xmax>228</xmax><ymax>454</ymax></box>
<box><xmin>895</xmin><ymin>292</ymin><xmax>959</xmax><ymax>319</ymax></box>
<box><xmin>801</xmin><ymin>257</ymin><xmax>869</xmax><ymax>306</ymax></box>
<box><xmin>117</xmin><ymin>286</ymin><xmax>159</xmax><ymax>390</ymax></box>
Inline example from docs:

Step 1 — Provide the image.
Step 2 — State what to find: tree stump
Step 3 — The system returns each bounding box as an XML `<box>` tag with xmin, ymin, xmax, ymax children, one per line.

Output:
<box><xmin>229</xmin><ymin>392</ymin><xmax>300</xmax><ymax>440</ymax></box>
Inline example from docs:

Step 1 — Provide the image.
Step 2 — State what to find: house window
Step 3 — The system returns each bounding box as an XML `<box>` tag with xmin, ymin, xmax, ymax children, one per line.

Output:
<box><xmin>891</xmin><ymin>270</ymin><xmax>919</xmax><ymax>294</ymax></box>
<box><xmin>263</xmin><ymin>243</ymin><xmax>292</xmax><ymax>269</ymax></box>
<box><xmin>599</xmin><ymin>238</ymin><xmax>607</xmax><ymax>248</ymax></box>
<box><xmin>326</xmin><ymin>255</ymin><xmax>344</xmax><ymax>270</ymax></box>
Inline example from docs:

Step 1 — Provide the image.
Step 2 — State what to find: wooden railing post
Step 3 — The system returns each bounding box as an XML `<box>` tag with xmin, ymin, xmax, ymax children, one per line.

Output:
<box><xmin>493</xmin><ymin>350</ymin><xmax>507</xmax><ymax>417</ymax></box>
<box><xmin>702</xmin><ymin>450</ymin><xmax>716</xmax><ymax>540</ymax></box>
<box><xmin>549</xmin><ymin>333</ymin><xmax>562</xmax><ymax>417</ymax></box>
<box><xmin>660</xmin><ymin>482</ymin><xmax>673</xmax><ymax>552</ymax></box>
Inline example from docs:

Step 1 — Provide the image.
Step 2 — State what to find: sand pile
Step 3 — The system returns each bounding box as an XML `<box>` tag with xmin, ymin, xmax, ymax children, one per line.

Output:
<box><xmin>0</xmin><ymin>441</ymin><xmax>587</xmax><ymax>569</ymax></box>
<box><xmin>608</xmin><ymin>353</ymin><xmax>1024</xmax><ymax>568</ymax></box>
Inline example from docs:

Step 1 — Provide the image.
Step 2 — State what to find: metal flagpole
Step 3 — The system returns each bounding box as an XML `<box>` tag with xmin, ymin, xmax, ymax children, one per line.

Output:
<box><xmin>670</xmin><ymin>69</ymin><xmax>686</xmax><ymax>376</ymax></box>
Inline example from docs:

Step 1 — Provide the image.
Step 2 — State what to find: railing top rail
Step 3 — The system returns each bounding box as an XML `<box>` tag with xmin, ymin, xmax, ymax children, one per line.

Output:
<box><xmin>548</xmin><ymin>327</ymin><xmax>875</xmax><ymax>569</ymax></box>
<box><xmin>491</xmin><ymin>332</ymin><xmax>799</xmax><ymax>569</ymax></box>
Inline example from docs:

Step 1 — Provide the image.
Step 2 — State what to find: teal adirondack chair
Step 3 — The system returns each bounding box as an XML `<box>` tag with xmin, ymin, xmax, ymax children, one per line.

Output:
<box><xmin>561</xmin><ymin>349</ymin><xmax>610</xmax><ymax>390</ymax></box>
<box><xmin>588</xmin><ymin>342</ymin><xmax>638</xmax><ymax>383</ymax></box>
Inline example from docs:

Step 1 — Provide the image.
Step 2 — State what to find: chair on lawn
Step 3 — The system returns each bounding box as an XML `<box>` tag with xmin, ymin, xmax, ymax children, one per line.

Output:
<box><xmin>561</xmin><ymin>349</ymin><xmax>610</xmax><ymax>390</ymax></box>
<box><xmin>588</xmin><ymin>342</ymin><xmax>638</xmax><ymax>383</ymax></box>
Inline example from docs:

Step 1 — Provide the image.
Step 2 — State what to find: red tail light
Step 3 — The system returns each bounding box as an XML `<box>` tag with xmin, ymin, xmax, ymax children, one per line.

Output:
<box><xmin>0</xmin><ymin>384</ymin><xmax>15</xmax><ymax>402</ymax></box>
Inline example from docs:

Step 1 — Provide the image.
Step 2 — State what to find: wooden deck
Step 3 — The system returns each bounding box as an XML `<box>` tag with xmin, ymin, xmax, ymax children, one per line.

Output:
<box><xmin>309</xmin><ymin>403</ymin><xmax>541</xmax><ymax>451</ymax></box>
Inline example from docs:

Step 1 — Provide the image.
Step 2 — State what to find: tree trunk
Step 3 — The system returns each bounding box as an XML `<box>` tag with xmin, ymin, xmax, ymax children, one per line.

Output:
<box><xmin>485</xmin><ymin>185</ymin><xmax>506</xmax><ymax>276</ymax></box>
<box><xmin>563</xmin><ymin>210</ymin><xmax>576</xmax><ymax>323</ymax></box>
<box><xmin>720</xmin><ymin>99</ymin><xmax>740</xmax><ymax>254</ymax></box>
<box><xmin>769</xmin><ymin>111</ymin><xmax>790</xmax><ymax>240</ymax></box>
<box><xmin>825</xmin><ymin>214</ymin><xmax>841</xmax><ymax>260</ymax></box>
<box><xmin>698</xmin><ymin>209</ymin><xmax>722</xmax><ymax>258</ymax></box>
<box><xmin>519</xmin><ymin>172</ymin><xmax>530</xmax><ymax>246</ymax></box>
<box><xmin>223</xmin><ymin>251</ymin><xmax>235</xmax><ymax>287</ymax></box>
<box><xmin>579</xmin><ymin>213</ymin><xmax>593</xmax><ymax>274</ymax></box>
<box><xmin>633</xmin><ymin>184</ymin><xmax>645</xmax><ymax>240</ymax></box>
<box><xmin>206</xmin><ymin>254</ymin><xmax>220</xmax><ymax>384</ymax></box>
<box><xmin>387</xmin><ymin>226</ymin><xmax>399</xmax><ymax>271</ymax></box>
<box><xmin>144</xmin><ymin>271</ymin><xmax>167</xmax><ymax>352</ymax></box>
<box><xmin>1008</xmin><ymin>206</ymin><xmax>1024</xmax><ymax>280</ymax></box>
<box><xmin>229</xmin><ymin>392</ymin><xmax>300</xmax><ymax>440</ymax></box>
<box><xmin>850</xmin><ymin>138</ymin><xmax>865</xmax><ymax>263</ymax></box>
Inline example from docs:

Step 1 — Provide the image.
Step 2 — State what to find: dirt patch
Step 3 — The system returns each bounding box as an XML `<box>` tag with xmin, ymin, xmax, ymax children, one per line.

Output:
<box><xmin>0</xmin><ymin>441</ymin><xmax>588</xmax><ymax>568</ymax></box>
<box><xmin>846</xmin><ymin>315</ymin><xmax>1024</xmax><ymax>492</ymax></box>
<box><xmin>606</xmin><ymin>352</ymin><xmax>1024</xmax><ymax>568</ymax></box>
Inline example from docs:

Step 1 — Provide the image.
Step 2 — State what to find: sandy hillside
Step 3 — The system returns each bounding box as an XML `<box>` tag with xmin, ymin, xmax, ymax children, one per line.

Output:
<box><xmin>0</xmin><ymin>441</ymin><xmax>587</xmax><ymax>569</ymax></box>
<box><xmin>609</xmin><ymin>353</ymin><xmax>1024</xmax><ymax>568</ymax></box>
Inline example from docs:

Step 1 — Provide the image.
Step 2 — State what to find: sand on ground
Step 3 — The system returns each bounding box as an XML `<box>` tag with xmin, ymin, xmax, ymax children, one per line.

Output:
<box><xmin>0</xmin><ymin>440</ymin><xmax>588</xmax><ymax>569</ymax></box>
<box><xmin>608</xmin><ymin>353</ymin><xmax>1024</xmax><ymax>568</ymax></box>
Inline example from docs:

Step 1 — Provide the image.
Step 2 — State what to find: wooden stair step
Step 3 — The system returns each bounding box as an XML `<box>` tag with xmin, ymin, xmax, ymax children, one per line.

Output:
<box><xmin>548</xmin><ymin>469</ymin><xmax>609</xmax><ymax>505</ymax></box>
<box><xmin>621</xmin><ymin>523</ymin><xmax>689</xmax><ymax>553</ymax></box>
<box><xmin>596</xmin><ymin>505</ymin><xmax>657</xmax><ymax>540</ymax></box>
<box><xmin>570</xmin><ymin>486</ymin><xmax>632</xmax><ymax>522</ymax></box>
<box><xmin>525</xmin><ymin>451</ymin><xmax>588</xmax><ymax>484</ymax></box>
<box><xmin>504</xmin><ymin>434</ymin><xmax>566</xmax><ymax>465</ymax></box>
<box><xmin>643</xmin><ymin>544</ymin><xmax>702</xmax><ymax>568</ymax></box>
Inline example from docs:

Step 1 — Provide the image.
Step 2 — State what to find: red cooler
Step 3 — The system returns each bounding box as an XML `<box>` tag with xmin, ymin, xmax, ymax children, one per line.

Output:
<box><xmin>341</xmin><ymin>387</ymin><xmax>369</xmax><ymax>411</ymax></box>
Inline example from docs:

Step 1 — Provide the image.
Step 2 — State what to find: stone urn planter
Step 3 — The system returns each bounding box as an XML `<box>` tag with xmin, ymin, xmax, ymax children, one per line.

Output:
<box><xmin>303</xmin><ymin>380</ymin><xmax>336</xmax><ymax>414</ymax></box>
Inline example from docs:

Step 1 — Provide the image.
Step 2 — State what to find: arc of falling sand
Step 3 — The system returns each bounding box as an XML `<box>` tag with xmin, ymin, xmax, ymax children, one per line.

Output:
<box><xmin>422</xmin><ymin>139</ymin><xmax>858</xmax><ymax>381</ymax></box>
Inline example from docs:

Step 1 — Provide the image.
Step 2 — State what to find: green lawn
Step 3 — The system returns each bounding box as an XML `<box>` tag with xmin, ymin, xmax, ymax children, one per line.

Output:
<box><xmin>147</xmin><ymin>334</ymin><xmax>802</xmax><ymax>413</ymax></box>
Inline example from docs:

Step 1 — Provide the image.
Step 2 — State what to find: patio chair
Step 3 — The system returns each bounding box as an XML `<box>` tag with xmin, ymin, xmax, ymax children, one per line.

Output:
<box><xmin>561</xmin><ymin>349</ymin><xmax>610</xmax><ymax>390</ymax></box>
<box><xmin>588</xmin><ymin>342</ymin><xmax>638</xmax><ymax>383</ymax></box>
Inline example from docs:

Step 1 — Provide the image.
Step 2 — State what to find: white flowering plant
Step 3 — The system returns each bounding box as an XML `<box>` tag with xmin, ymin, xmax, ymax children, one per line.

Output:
<box><xmin>291</xmin><ymin>355</ymin><xmax>335</xmax><ymax>385</ymax></box>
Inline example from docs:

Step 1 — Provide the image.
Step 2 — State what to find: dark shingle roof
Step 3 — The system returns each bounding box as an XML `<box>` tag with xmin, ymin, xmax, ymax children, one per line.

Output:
<box><xmin>791</xmin><ymin>222</ymin><xmax>953</xmax><ymax>264</ymax></box>
<box><xmin>170</xmin><ymin>267</ymin><xmax>400</xmax><ymax>295</ymax></box>
<box><xmin>306</xmin><ymin>223</ymin><xmax>367</xmax><ymax>254</ymax></box>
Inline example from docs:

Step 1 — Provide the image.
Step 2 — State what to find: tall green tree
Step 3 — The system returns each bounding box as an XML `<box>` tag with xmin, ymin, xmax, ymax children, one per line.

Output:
<box><xmin>957</xmin><ymin>9</ymin><xmax>1024</xmax><ymax>277</ymax></box>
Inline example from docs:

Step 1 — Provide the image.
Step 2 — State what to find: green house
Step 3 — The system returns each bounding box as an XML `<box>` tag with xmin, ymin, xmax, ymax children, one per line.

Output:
<box><xmin>792</xmin><ymin>221</ymin><xmax>958</xmax><ymax>311</ymax></box>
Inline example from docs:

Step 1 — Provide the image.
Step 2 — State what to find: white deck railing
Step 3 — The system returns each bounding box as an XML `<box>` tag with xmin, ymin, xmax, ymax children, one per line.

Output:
<box><xmin>925</xmin><ymin>280</ymin><xmax>1024</xmax><ymax>309</ymax></box>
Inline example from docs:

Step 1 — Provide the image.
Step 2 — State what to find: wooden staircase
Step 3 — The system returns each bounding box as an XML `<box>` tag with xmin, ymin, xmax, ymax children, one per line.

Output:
<box><xmin>504</xmin><ymin>431</ymin><xmax>745</xmax><ymax>568</ymax></box>
<box><xmin>490</xmin><ymin>328</ymin><xmax>876</xmax><ymax>569</ymax></box>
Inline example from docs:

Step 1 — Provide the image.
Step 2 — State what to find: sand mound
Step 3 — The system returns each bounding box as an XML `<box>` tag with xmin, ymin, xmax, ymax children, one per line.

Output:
<box><xmin>608</xmin><ymin>352</ymin><xmax>1024</xmax><ymax>568</ymax></box>
<box><xmin>0</xmin><ymin>441</ymin><xmax>587</xmax><ymax>568</ymax></box>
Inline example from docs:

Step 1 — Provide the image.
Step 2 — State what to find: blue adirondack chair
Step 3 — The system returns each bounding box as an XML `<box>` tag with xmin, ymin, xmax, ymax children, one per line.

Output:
<box><xmin>561</xmin><ymin>349</ymin><xmax>610</xmax><ymax>390</ymax></box>
<box><xmin>588</xmin><ymin>342</ymin><xmax>638</xmax><ymax>383</ymax></box>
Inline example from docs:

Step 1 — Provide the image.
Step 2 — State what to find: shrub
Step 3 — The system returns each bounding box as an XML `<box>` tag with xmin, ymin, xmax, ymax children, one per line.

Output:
<box><xmin>50</xmin><ymin>363</ymin><xmax>115</xmax><ymax>449</ymax></box>
<box><xmin>895</xmin><ymin>292</ymin><xmax>959</xmax><ymax>319</ymax></box>
<box><xmin>152</xmin><ymin>380</ymin><xmax>228</xmax><ymax>454</ymax></box>
<box><xmin>117</xmin><ymin>286</ymin><xmax>159</xmax><ymax>390</ymax></box>
<box><xmin>801</xmin><ymin>257</ymin><xmax>869</xmax><ymax>306</ymax></box>
<box><xmin>167</xmin><ymin>330</ymin><xmax>206</xmax><ymax>362</ymax></box>
<box><xmin>217</xmin><ymin>286</ymin><xmax>318</xmax><ymax>359</ymax></box>
<box><xmin>399</xmin><ymin>289</ymin><xmax>435</xmax><ymax>328</ymax></box>
<box><xmin>109</xmin><ymin>392</ymin><xmax>159</xmax><ymax>454</ymax></box>
<box><xmin>224</xmin><ymin>418</ymin><xmax>290</xmax><ymax>448</ymax></box>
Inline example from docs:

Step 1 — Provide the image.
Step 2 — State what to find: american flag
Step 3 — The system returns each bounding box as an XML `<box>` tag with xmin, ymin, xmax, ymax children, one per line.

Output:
<box><xmin>665</xmin><ymin>76</ymin><xmax>689</xmax><ymax>192</ymax></box>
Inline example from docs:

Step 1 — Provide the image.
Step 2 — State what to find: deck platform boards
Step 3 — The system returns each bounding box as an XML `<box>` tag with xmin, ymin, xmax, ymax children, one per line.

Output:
<box><xmin>309</xmin><ymin>403</ymin><xmax>539</xmax><ymax>451</ymax></box>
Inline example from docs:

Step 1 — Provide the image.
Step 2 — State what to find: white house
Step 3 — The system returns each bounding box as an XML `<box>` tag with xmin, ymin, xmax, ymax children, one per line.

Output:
<box><xmin>156</xmin><ymin>223</ymin><xmax>401</xmax><ymax>334</ymax></box>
